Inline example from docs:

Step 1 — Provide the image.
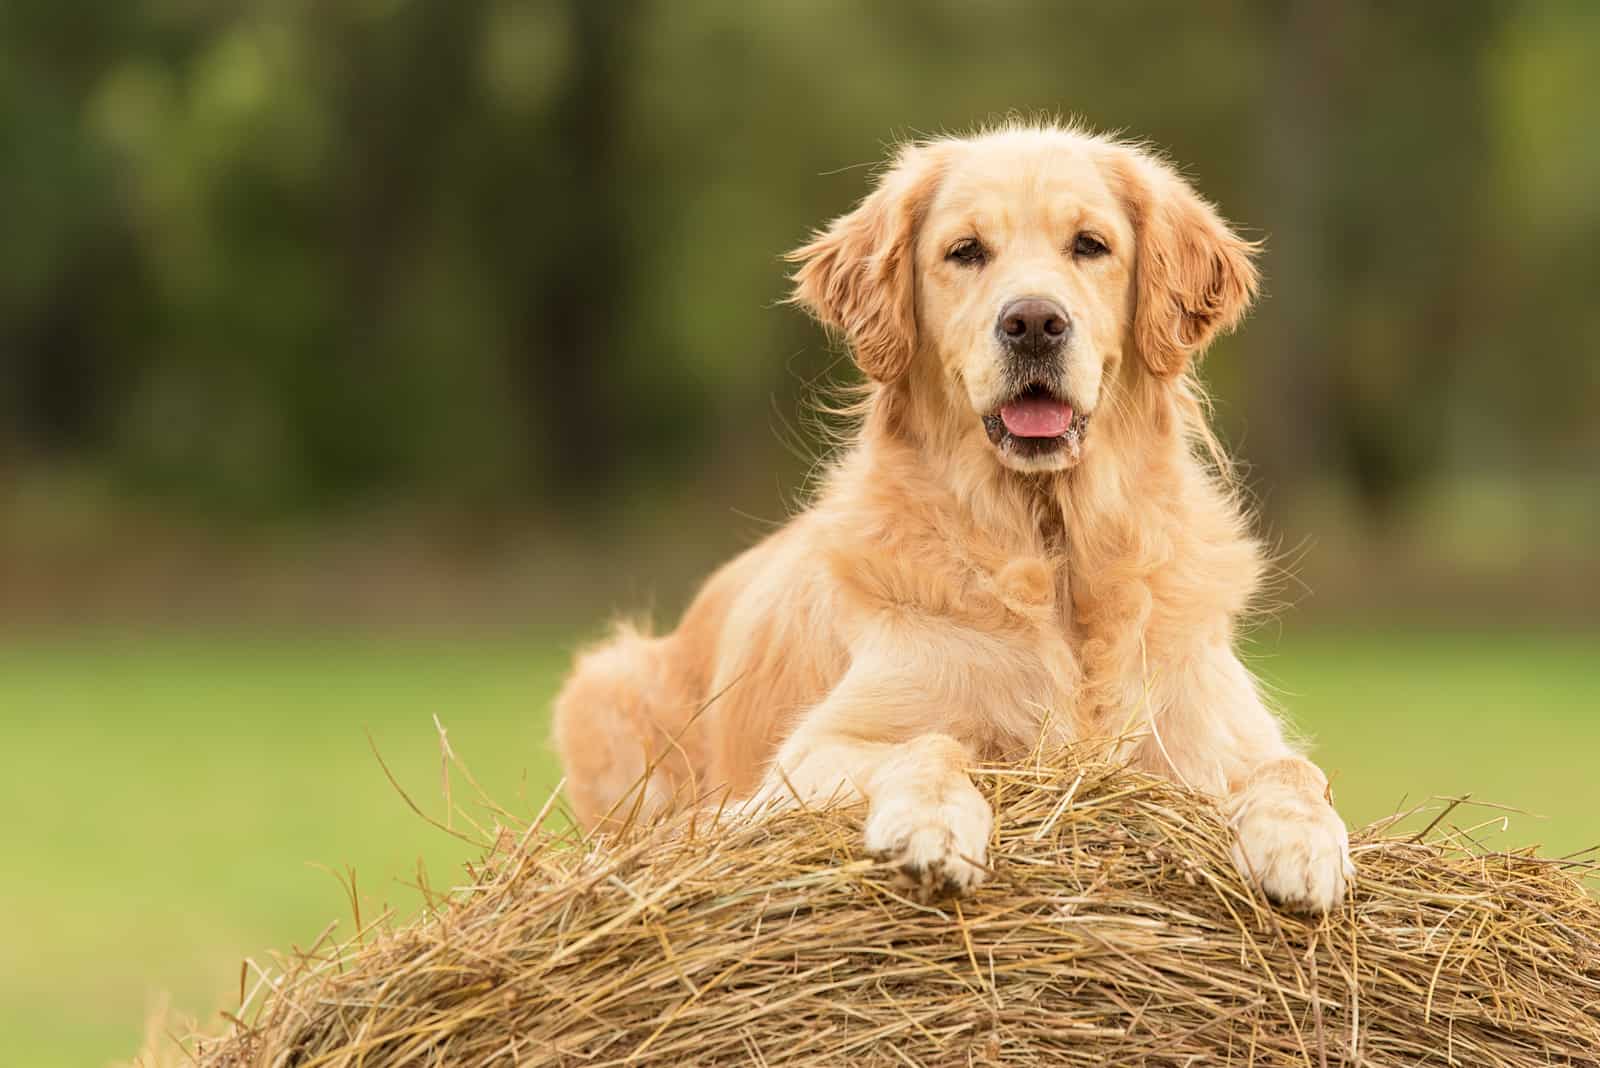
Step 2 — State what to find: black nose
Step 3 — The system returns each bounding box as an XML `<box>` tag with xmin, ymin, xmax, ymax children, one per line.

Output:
<box><xmin>997</xmin><ymin>298</ymin><xmax>1071</xmax><ymax>354</ymax></box>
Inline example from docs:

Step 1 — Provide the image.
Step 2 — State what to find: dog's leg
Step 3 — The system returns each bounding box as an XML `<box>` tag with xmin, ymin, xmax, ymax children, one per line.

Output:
<box><xmin>552</xmin><ymin>625</ymin><xmax>696</xmax><ymax>831</ymax></box>
<box><xmin>741</xmin><ymin>660</ymin><xmax>993</xmax><ymax>896</ymax></box>
<box><xmin>1138</xmin><ymin>641</ymin><xmax>1353</xmax><ymax>913</ymax></box>
<box><xmin>859</xmin><ymin>733</ymin><xmax>994</xmax><ymax>895</ymax></box>
<box><xmin>1224</xmin><ymin>755</ymin><xmax>1353</xmax><ymax>914</ymax></box>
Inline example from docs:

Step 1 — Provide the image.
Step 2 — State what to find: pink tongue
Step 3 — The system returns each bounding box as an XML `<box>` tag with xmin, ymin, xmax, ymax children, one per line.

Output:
<box><xmin>1000</xmin><ymin>394</ymin><xmax>1073</xmax><ymax>438</ymax></box>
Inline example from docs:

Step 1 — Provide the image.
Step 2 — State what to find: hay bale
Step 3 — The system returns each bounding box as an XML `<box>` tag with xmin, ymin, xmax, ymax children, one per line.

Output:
<box><xmin>192</xmin><ymin>755</ymin><xmax>1600</xmax><ymax>1067</ymax></box>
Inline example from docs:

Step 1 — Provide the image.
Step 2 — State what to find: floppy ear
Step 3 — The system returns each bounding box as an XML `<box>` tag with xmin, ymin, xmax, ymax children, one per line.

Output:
<box><xmin>786</xmin><ymin>144</ymin><xmax>945</xmax><ymax>382</ymax></box>
<box><xmin>1113</xmin><ymin>150</ymin><xmax>1260</xmax><ymax>378</ymax></box>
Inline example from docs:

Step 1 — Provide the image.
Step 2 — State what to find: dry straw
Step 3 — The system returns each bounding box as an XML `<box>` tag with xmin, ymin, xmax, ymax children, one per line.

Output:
<box><xmin>170</xmin><ymin>749</ymin><xmax>1599</xmax><ymax>1067</ymax></box>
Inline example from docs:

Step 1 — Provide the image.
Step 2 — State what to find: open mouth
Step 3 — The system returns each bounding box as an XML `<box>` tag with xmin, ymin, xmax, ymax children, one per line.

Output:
<box><xmin>982</xmin><ymin>384</ymin><xmax>1089</xmax><ymax>463</ymax></box>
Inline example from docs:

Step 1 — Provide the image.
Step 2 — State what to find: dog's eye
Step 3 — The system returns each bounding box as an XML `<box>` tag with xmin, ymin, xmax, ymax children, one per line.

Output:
<box><xmin>1072</xmin><ymin>232</ymin><xmax>1110</xmax><ymax>259</ymax></box>
<box><xmin>946</xmin><ymin>238</ymin><xmax>988</xmax><ymax>267</ymax></box>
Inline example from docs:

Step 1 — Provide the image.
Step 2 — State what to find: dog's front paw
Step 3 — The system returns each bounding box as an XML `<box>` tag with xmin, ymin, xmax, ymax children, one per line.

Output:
<box><xmin>1228</xmin><ymin>785</ymin><xmax>1354</xmax><ymax>914</ymax></box>
<box><xmin>863</xmin><ymin>781</ymin><xmax>993</xmax><ymax>899</ymax></box>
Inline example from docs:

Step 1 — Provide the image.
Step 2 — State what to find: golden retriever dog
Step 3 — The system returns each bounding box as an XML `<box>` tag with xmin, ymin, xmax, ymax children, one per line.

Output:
<box><xmin>553</xmin><ymin>122</ymin><xmax>1354</xmax><ymax>914</ymax></box>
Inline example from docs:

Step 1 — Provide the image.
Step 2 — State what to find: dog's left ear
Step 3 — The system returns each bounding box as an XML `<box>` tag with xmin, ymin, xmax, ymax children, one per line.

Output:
<box><xmin>1111</xmin><ymin>149</ymin><xmax>1260</xmax><ymax>378</ymax></box>
<box><xmin>786</xmin><ymin>143</ymin><xmax>945</xmax><ymax>383</ymax></box>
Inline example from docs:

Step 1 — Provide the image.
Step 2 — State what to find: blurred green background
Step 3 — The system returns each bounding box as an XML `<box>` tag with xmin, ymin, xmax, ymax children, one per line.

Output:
<box><xmin>1</xmin><ymin>2</ymin><xmax>1596</xmax><ymax>1065</ymax></box>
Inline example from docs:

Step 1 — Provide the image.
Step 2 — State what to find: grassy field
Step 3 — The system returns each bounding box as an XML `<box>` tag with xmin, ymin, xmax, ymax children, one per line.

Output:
<box><xmin>1</xmin><ymin>627</ymin><xmax>1595</xmax><ymax>1067</ymax></box>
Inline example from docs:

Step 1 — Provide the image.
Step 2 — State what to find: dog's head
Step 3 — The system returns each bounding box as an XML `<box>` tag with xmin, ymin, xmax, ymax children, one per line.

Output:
<box><xmin>789</xmin><ymin>125</ymin><xmax>1259</xmax><ymax>473</ymax></box>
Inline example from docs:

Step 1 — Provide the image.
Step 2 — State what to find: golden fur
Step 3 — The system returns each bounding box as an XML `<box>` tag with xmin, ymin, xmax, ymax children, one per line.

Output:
<box><xmin>553</xmin><ymin>123</ymin><xmax>1353</xmax><ymax>913</ymax></box>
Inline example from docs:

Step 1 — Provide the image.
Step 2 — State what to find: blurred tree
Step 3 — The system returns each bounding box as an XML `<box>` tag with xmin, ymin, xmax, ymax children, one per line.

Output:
<box><xmin>1245</xmin><ymin>0</ymin><xmax>1511</xmax><ymax>522</ymax></box>
<box><xmin>0</xmin><ymin>1</ymin><xmax>150</xmax><ymax>466</ymax></box>
<box><xmin>477</xmin><ymin>0</ymin><xmax>640</xmax><ymax>502</ymax></box>
<box><xmin>1246</xmin><ymin>0</ymin><xmax>1339</xmax><ymax>514</ymax></box>
<box><xmin>0</xmin><ymin>0</ymin><xmax>1592</xmax><ymax>534</ymax></box>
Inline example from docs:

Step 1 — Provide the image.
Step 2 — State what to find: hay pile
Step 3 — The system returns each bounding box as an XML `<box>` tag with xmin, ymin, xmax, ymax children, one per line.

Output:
<box><xmin>188</xmin><ymin>754</ymin><xmax>1599</xmax><ymax>1067</ymax></box>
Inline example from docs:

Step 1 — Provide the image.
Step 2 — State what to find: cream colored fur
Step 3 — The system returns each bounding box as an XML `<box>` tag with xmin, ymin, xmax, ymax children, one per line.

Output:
<box><xmin>552</xmin><ymin>123</ymin><xmax>1353</xmax><ymax>914</ymax></box>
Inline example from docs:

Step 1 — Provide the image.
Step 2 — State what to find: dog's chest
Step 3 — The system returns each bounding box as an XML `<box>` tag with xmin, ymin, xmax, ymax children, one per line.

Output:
<box><xmin>987</xmin><ymin>553</ymin><xmax>1078</xmax><ymax>640</ymax></box>
<box><xmin>974</xmin><ymin>553</ymin><xmax>1085</xmax><ymax>746</ymax></box>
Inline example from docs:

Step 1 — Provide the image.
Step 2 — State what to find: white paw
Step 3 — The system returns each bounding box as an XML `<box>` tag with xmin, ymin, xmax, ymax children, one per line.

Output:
<box><xmin>863</xmin><ymin>782</ymin><xmax>993</xmax><ymax>899</ymax></box>
<box><xmin>1228</xmin><ymin>785</ymin><xmax>1354</xmax><ymax>914</ymax></box>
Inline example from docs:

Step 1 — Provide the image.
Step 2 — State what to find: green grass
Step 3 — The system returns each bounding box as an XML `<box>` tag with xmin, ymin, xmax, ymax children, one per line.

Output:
<box><xmin>0</xmin><ymin>632</ymin><xmax>572</xmax><ymax>1068</ymax></box>
<box><xmin>1247</xmin><ymin>629</ymin><xmax>1600</xmax><ymax>850</ymax></box>
<box><xmin>1</xmin><ymin>628</ymin><xmax>1595</xmax><ymax>1067</ymax></box>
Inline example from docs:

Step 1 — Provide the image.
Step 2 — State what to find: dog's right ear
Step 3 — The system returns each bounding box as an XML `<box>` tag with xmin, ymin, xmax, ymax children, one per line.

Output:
<box><xmin>786</xmin><ymin>144</ymin><xmax>945</xmax><ymax>383</ymax></box>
